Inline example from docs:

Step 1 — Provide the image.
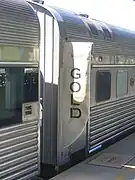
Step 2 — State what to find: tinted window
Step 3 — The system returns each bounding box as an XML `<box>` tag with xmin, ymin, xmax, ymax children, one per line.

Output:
<box><xmin>96</xmin><ymin>71</ymin><xmax>111</xmax><ymax>102</ymax></box>
<box><xmin>0</xmin><ymin>67</ymin><xmax>38</xmax><ymax>128</ymax></box>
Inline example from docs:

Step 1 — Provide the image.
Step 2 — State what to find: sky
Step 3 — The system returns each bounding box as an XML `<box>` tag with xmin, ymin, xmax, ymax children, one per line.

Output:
<box><xmin>45</xmin><ymin>0</ymin><xmax>135</xmax><ymax>31</ymax></box>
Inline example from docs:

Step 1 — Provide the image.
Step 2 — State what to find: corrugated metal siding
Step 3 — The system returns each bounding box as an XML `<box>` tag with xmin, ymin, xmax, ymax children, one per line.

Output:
<box><xmin>0</xmin><ymin>0</ymin><xmax>39</xmax><ymax>47</ymax></box>
<box><xmin>92</xmin><ymin>39</ymin><xmax>135</xmax><ymax>56</ymax></box>
<box><xmin>79</xmin><ymin>17</ymin><xmax>135</xmax><ymax>55</ymax></box>
<box><xmin>51</xmin><ymin>7</ymin><xmax>90</xmax><ymax>39</ymax></box>
<box><xmin>89</xmin><ymin>95</ymin><xmax>135</xmax><ymax>150</ymax></box>
<box><xmin>0</xmin><ymin>121</ymin><xmax>39</xmax><ymax>180</ymax></box>
<box><xmin>0</xmin><ymin>1</ymin><xmax>40</xmax><ymax>179</ymax></box>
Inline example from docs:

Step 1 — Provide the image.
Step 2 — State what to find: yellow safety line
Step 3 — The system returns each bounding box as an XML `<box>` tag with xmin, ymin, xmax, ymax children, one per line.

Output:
<box><xmin>116</xmin><ymin>172</ymin><xmax>127</xmax><ymax>180</ymax></box>
<box><xmin>116</xmin><ymin>164</ymin><xmax>135</xmax><ymax>180</ymax></box>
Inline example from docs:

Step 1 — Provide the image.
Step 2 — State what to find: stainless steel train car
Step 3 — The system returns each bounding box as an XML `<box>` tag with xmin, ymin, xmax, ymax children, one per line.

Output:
<box><xmin>0</xmin><ymin>0</ymin><xmax>40</xmax><ymax>179</ymax></box>
<box><xmin>28</xmin><ymin>0</ymin><xmax>135</xmax><ymax>178</ymax></box>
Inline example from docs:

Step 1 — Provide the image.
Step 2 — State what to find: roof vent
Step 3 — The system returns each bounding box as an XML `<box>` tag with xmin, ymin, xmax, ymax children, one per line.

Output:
<box><xmin>31</xmin><ymin>0</ymin><xmax>44</xmax><ymax>4</ymax></box>
<box><xmin>88</xmin><ymin>23</ymin><xmax>99</xmax><ymax>36</ymax></box>
<box><xmin>102</xmin><ymin>27</ymin><xmax>111</xmax><ymax>38</ymax></box>
<box><xmin>79</xmin><ymin>13</ymin><xmax>89</xmax><ymax>18</ymax></box>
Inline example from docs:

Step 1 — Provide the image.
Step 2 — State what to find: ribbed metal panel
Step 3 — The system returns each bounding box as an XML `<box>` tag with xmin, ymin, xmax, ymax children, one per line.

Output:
<box><xmin>92</xmin><ymin>39</ymin><xmax>135</xmax><ymax>56</ymax></box>
<box><xmin>0</xmin><ymin>0</ymin><xmax>39</xmax><ymax>47</ymax></box>
<box><xmin>0</xmin><ymin>121</ymin><xmax>39</xmax><ymax>180</ymax></box>
<box><xmin>89</xmin><ymin>95</ymin><xmax>135</xmax><ymax>150</ymax></box>
<box><xmin>51</xmin><ymin>7</ymin><xmax>90</xmax><ymax>39</ymax></box>
<box><xmin>80</xmin><ymin>17</ymin><xmax>135</xmax><ymax>55</ymax></box>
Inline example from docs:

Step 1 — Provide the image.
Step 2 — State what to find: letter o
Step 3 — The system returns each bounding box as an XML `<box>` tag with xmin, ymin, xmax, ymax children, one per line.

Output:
<box><xmin>70</xmin><ymin>82</ymin><xmax>81</xmax><ymax>92</ymax></box>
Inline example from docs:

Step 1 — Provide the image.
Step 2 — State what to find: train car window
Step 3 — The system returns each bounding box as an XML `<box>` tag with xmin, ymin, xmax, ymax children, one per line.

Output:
<box><xmin>96</xmin><ymin>71</ymin><xmax>111</xmax><ymax>102</ymax></box>
<box><xmin>116</xmin><ymin>70</ymin><xmax>128</xmax><ymax>97</ymax></box>
<box><xmin>0</xmin><ymin>67</ymin><xmax>38</xmax><ymax>128</ymax></box>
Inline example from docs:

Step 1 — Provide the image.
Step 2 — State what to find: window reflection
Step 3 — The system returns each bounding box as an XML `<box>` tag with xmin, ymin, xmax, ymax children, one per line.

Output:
<box><xmin>0</xmin><ymin>67</ymin><xmax>38</xmax><ymax>128</ymax></box>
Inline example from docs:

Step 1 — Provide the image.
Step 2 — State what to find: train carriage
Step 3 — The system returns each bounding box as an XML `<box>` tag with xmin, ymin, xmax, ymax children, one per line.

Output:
<box><xmin>28</xmin><ymin>1</ymin><xmax>135</xmax><ymax>178</ymax></box>
<box><xmin>0</xmin><ymin>0</ymin><xmax>40</xmax><ymax>179</ymax></box>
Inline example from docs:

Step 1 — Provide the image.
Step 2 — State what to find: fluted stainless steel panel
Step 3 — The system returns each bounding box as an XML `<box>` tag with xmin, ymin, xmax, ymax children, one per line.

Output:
<box><xmin>0</xmin><ymin>0</ymin><xmax>39</xmax><ymax>47</ymax></box>
<box><xmin>0</xmin><ymin>121</ymin><xmax>39</xmax><ymax>180</ymax></box>
<box><xmin>92</xmin><ymin>39</ymin><xmax>135</xmax><ymax>56</ymax></box>
<box><xmin>2</xmin><ymin>166</ymin><xmax>38</xmax><ymax>180</ymax></box>
<box><xmin>89</xmin><ymin>95</ymin><xmax>135</xmax><ymax>150</ymax></box>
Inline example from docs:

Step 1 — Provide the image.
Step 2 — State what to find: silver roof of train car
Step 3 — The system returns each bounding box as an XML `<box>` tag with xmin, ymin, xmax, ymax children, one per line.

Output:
<box><xmin>48</xmin><ymin>6</ymin><xmax>91</xmax><ymax>40</ymax></box>
<box><xmin>27</xmin><ymin>1</ymin><xmax>135</xmax><ymax>48</ymax></box>
<box><xmin>81</xmin><ymin>15</ymin><xmax>135</xmax><ymax>44</ymax></box>
<box><xmin>27</xmin><ymin>1</ymin><xmax>90</xmax><ymax>40</ymax></box>
<box><xmin>0</xmin><ymin>0</ymin><xmax>40</xmax><ymax>47</ymax></box>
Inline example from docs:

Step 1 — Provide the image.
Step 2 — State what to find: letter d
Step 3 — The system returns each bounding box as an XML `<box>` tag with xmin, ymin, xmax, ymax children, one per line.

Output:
<box><xmin>70</xmin><ymin>108</ymin><xmax>81</xmax><ymax>118</ymax></box>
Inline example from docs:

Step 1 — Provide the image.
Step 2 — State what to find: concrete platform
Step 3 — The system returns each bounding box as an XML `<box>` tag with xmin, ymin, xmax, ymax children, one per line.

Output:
<box><xmin>51</xmin><ymin>133</ymin><xmax>135</xmax><ymax>180</ymax></box>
